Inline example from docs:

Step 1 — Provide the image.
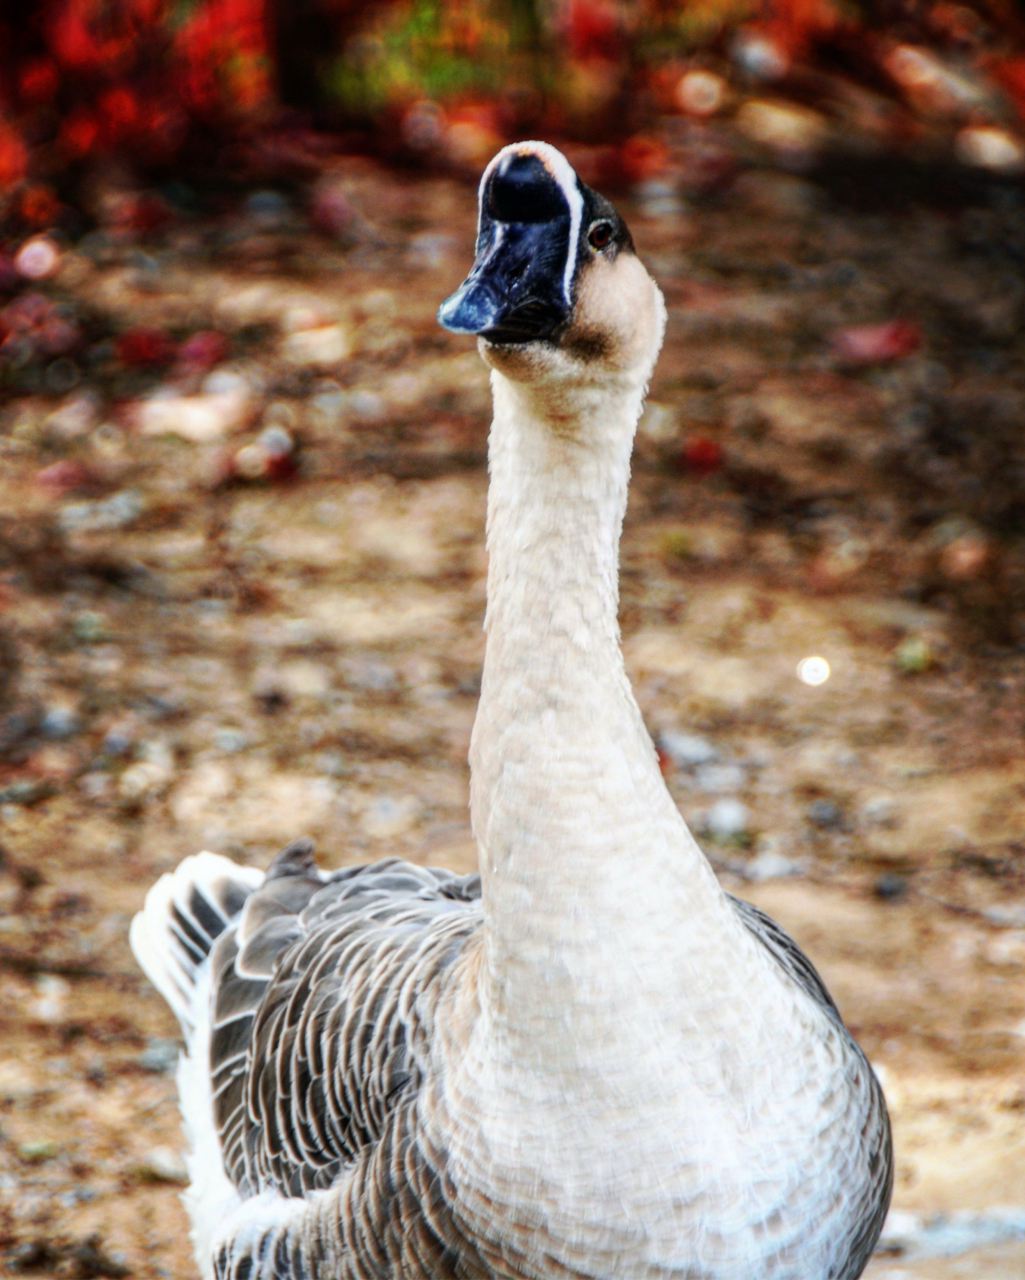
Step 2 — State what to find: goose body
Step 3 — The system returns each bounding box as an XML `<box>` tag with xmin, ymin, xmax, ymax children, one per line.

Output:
<box><xmin>131</xmin><ymin>142</ymin><xmax>891</xmax><ymax>1280</ymax></box>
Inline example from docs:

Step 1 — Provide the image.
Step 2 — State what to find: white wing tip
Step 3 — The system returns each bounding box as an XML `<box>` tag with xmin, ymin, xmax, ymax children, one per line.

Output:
<box><xmin>130</xmin><ymin>851</ymin><xmax>264</xmax><ymax>1037</ymax></box>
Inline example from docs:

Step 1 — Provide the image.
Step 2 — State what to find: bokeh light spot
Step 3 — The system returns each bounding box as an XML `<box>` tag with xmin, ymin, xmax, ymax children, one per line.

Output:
<box><xmin>797</xmin><ymin>656</ymin><xmax>830</xmax><ymax>686</ymax></box>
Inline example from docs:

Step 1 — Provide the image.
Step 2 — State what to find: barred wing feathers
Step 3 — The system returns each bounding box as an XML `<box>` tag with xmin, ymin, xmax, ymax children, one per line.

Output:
<box><xmin>207</xmin><ymin>842</ymin><xmax>483</xmax><ymax>1200</ymax></box>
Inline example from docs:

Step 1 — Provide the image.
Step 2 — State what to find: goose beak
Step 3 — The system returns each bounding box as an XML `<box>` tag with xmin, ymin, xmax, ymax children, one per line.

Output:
<box><xmin>438</xmin><ymin>144</ymin><xmax>582</xmax><ymax>345</ymax></box>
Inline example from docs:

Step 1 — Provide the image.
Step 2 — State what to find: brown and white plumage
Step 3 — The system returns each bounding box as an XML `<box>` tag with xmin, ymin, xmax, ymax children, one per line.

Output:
<box><xmin>131</xmin><ymin>141</ymin><xmax>892</xmax><ymax>1280</ymax></box>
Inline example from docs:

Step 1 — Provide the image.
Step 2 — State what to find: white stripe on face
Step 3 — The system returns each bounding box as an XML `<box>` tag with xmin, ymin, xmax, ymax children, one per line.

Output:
<box><xmin>478</xmin><ymin>142</ymin><xmax>583</xmax><ymax>308</ymax></box>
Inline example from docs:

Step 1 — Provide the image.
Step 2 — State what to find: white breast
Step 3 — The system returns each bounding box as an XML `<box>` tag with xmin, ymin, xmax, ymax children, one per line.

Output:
<box><xmin>427</xmin><ymin>896</ymin><xmax>873</xmax><ymax>1280</ymax></box>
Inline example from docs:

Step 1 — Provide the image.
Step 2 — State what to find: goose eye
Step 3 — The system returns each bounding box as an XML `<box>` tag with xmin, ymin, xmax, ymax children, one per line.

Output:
<box><xmin>588</xmin><ymin>221</ymin><xmax>613</xmax><ymax>251</ymax></box>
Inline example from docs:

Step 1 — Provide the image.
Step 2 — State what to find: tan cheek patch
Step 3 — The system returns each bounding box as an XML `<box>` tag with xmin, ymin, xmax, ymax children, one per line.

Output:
<box><xmin>568</xmin><ymin>255</ymin><xmax>660</xmax><ymax>371</ymax></box>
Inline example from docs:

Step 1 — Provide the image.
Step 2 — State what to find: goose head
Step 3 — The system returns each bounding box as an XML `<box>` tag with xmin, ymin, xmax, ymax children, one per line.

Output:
<box><xmin>438</xmin><ymin>141</ymin><xmax>665</xmax><ymax>386</ymax></box>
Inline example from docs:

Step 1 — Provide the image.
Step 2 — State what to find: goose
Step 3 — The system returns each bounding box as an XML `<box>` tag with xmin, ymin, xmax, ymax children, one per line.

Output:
<box><xmin>130</xmin><ymin>140</ymin><xmax>892</xmax><ymax>1280</ymax></box>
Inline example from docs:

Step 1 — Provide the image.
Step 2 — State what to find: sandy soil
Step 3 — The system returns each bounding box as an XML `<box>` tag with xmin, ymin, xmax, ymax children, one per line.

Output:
<box><xmin>0</xmin><ymin>154</ymin><xmax>1023</xmax><ymax>1276</ymax></box>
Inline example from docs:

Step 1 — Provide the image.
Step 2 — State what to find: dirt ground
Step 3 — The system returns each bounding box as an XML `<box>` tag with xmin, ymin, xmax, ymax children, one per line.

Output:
<box><xmin>1</xmin><ymin>148</ymin><xmax>1025</xmax><ymax>1276</ymax></box>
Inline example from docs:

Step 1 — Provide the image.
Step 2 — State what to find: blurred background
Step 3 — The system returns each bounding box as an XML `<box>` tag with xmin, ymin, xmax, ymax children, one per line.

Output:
<box><xmin>2</xmin><ymin>1</ymin><xmax>1025</xmax><ymax>1277</ymax></box>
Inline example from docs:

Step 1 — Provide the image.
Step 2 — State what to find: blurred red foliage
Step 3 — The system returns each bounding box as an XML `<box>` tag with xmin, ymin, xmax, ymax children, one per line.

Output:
<box><xmin>115</xmin><ymin>325</ymin><xmax>176</xmax><ymax>366</ymax></box>
<box><xmin>563</xmin><ymin>0</ymin><xmax>625</xmax><ymax>62</ymax></box>
<box><xmin>682</xmin><ymin>436</ymin><xmax>724</xmax><ymax>476</ymax></box>
<box><xmin>1</xmin><ymin>0</ymin><xmax>271</xmax><ymax>177</ymax></box>
<box><xmin>1</xmin><ymin>0</ymin><xmax>1024</xmax><ymax>189</ymax></box>
<box><xmin>34</xmin><ymin>458</ymin><xmax>95</xmax><ymax>495</ymax></box>
<box><xmin>177</xmin><ymin>330</ymin><xmax>229</xmax><ymax>371</ymax></box>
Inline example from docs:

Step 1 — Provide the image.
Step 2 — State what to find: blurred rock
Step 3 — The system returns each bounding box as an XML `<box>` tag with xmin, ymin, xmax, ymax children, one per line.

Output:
<box><xmin>445</xmin><ymin>118</ymin><xmax>504</xmax><ymax>169</ymax></box>
<box><xmin>860</xmin><ymin>795</ymin><xmax>898</xmax><ymax>827</ymax></box>
<box><xmin>138</xmin><ymin>1037</ymin><xmax>179</xmax><ymax>1073</ymax></box>
<box><xmin>695</xmin><ymin>762</ymin><xmax>745</xmax><ymax>793</ymax></box>
<box><xmin>309</xmin><ymin>180</ymin><xmax>357</xmax><ymax>239</ymax></box>
<box><xmin>403</xmin><ymin>100</ymin><xmax>448</xmax><ymax>152</ymax></box>
<box><xmin>118</xmin><ymin>762</ymin><xmax>168</xmax><ymax>803</ymax></box>
<box><xmin>5</xmin><ymin>1240</ymin><xmax>61</xmax><ymax>1270</ymax></box>
<box><xmin>44</xmin><ymin>391</ymin><xmax>100</xmax><ymax>441</ymax></box>
<box><xmin>30</xmin><ymin>743</ymin><xmax>79</xmax><ymax>780</ymax></box>
<box><xmin>874</xmin><ymin>872</ymin><xmax>908</xmax><ymax>900</ymax></box>
<box><xmin>40</xmin><ymin>705</ymin><xmax>79</xmax><ymax>740</ymax></box>
<box><xmin>29</xmin><ymin>975</ymin><xmax>69</xmax><ymax>1024</ymax></box>
<box><xmin>0</xmin><ymin>778</ymin><xmax>58</xmax><ymax>805</ymax></box>
<box><xmin>808</xmin><ymin>536</ymin><xmax>871</xmax><ymax>589</ymax></box>
<box><xmin>90</xmin><ymin>422</ymin><xmax>127</xmax><ymax>462</ymax></box>
<box><xmin>139</xmin><ymin>1146</ymin><xmax>188</xmax><ymax>1184</ymax></box>
<box><xmin>1</xmin><ymin>292</ymin><xmax>81</xmax><ymax>364</ymax></box>
<box><xmin>734</xmin><ymin>171</ymin><xmax>821</xmax><ymax>218</ymax></box>
<box><xmin>939</xmin><ymin>530</ymin><xmax>990</xmax><ymax>581</ymax></box>
<box><xmin>634</xmin><ymin>179</ymin><xmax>688</xmax><ymax>218</ymax></box>
<box><xmin>135</xmin><ymin>369</ymin><xmax>256</xmax><ymax>443</ymax></box>
<box><xmin>705</xmin><ymin>797</ymin><xmax>749</xmax><ymax>840</ymax></box>
<box><xmin>831</xmin><ymin>319</ymin><xmax>920</xmax><ymax>364</ymax></box>
<box><xmin>358</xmin><ymin>315</ymin><xmax>412</xmax><ymax>359</ymax></box>
<box><xmin>43</xmin><ymin>358</ymin><xmax>81</xmax><ymax>394</ymax></box>
<box><xmin>140</xmin><ymin>738</ymin><xmax>175</xmax><ymax>770</ymax></box>
<box><xmin>39</xmin><ymin>316</ymin><xmax>82</xmax><ymax>359</ymax></box>
<box><xmin>955</xmin><ymin>125</ymin><xmax>1025</xmax><ymax>172</ymax></box>
<box><xmin>58</xmin><ymin>489</ymin><xmax>142</xmax><ymax>533</ymax></box>
<box><xmin>212</xmin><ymin>728</ymin><xmax>248</xmax><ymax>754</ymax></box>
<box><xmin>83</xmin><ymin>1057</ymin><xmax>106</xmax><ymax>1085</ymax></box>
<box><xmin>280</xmin><ymin>323</ymin><xmax>351</xmax><ymax>367</ymax></box>
<box><xmin>731</xmin><ymin>28</ymin><xmax>788</xmax><ymax>80</ymax></box>
<box><xmin>244</xmin><ymin>189</ymin><xmax>292</xmax><ymax>226</ymax></box>
<box><xmin>736</xmin><ymin>101</ymin><xmax>827</xmax><ymax>164</ymax></box>
<box><xmin>359</xmin><ymin>795</ymin><xmax>422</xmax><ymax>839</ymax></box>
<box><xmin>0</xmin><ymin>1060</ymin><xmax>39</xmax><ymax>1103</ymax></box>
<box><xmin>307</xmin><ymin>381</ymin><xmax>348</xmax><ymax>429</ymax></box>
<box><xmin>71</xmin><ymin>611</ymin><xmax>108</xmax><ymax>643</ymax></box>
<box><xmin>745</xmin><ymin>848</ymin><xmax>803</xmax><ymax>882</ymax></box>
<box><xmin>100</xmin><ymin>726</ymin><xmax>134</xmax><ymax>757</ymax></box>
<box><xmin>985</xmin><ymin>931</ymin><xmax>1025</xmax><ymax>966</ymax></box>
<box><xmin>17</xmin><ymin>1139</ymin><xmax>58</xmax><ymax>1164</ymax></box>
<box><xmin>118</xmin><ymin>738</ymin><xmax>175</xmax><ymax>804</ymax></box>
<box><xmin>406</xmin><ymin>233</ymin><xmax>456</xmax><ymax>269</ymax></box>
<box><xmin>313</xmin><ymin>749</ymin><xmax>349</xmax><ymax>777</ymax></box>
<box><xmin>806</xmin><ymin>798</ymin><xmax>842</xmax><ymax>829</ymax></box>
<box><xmin>341</xmin><ymin>657</ymin><xmax>396</xmax><ymax>691</ymax></box>
<box><xmin>637</xmin><ymin>401</ymin><xmax>682</xmax><ymax>443</ymax></box>
<box><xmin>263</xmin><ymin>400</ymin><xmax>299</xmax><ymax>430</ymax></box>
<box><xmin>894</xmin><ymin>635</ymin><xmax>933</xmax><ymax>674</ymax></box>
<box><xmin>270</xmin><ymin>660</ymin><xmax>332</xmax><ymax>700</ymax></box>
<box><xmin>233</xmin><ymin>426</ymin><xmax>296</xmax><ymax>482</ymax></box>
<box><xmin>877</xmin><ymin>1205</ymin><xmax>1025</xmax><ymax>1259</ymax></box>
<box><xmin>659</xmin><ymin>731</ymin><xmax>717</xmax><ymax>768</ymax></box>
<box><xmin>68</xmin><ymin>1236</ymin><xmax>130</xmax><ymax>1279</ymax></box>
<box><xmin>346</xmin><ymin>389</ymin><xmax>387</xmax><ymax>421</ymax></box>
<box><xmin>14</xmin><ymin>235</ymin><xmax>60</xmax><ymax>280</ymax></box>
<box><xmin>662</xmin><ymin>524</ymin><xmax>742</xmax><ymax>565</ymax></box>
<box><xmin>677</xmin><ymin>69</ymin><xmax>729</xmax><ymax>116</ymax></box>
<box><xmin>79</xmin><ymin>772</ymin><xmax>111</xmax><ymax>800</ymax></box>
<box><xmin>884</xmin><ymin>44</ymin><xmax>990</xmax><ymax>116</ymax></box>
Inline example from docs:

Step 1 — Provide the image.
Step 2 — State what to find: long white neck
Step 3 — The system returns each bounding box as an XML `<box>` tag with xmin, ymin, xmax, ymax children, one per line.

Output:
<box><xmin>469</xmin><ymin>359</ymin><xmax>735</xmax><ymax>1063</ymax></box>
